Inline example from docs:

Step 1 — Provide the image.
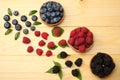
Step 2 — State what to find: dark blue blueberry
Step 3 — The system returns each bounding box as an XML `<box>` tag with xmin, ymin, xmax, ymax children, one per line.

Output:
<box><xmin>32</xmin><ymin>15</ymin><xmax>38</xmax><ymax>21</ymax></box>
<box><xmin>4</xmin><ymin>22</ymin><xmax>11</xmax><ymax>29</ymax></box>
<box><xmin>42</xmin><ymin>3</ymin><xmax>47</xmax><ymax>8</ymax></box>
<box><xmin>3</xmin><ymin>15</ymin><xmax>10</xmax><ymax>21</ymax></box>
<box><xmin>75</xmin><ymin>58</ymin><xmax>83</xmax><ymax>67</ymax></box>
<box><xmin>45</xmin><ymin>18</ymin><xmax>50</xmax><ymax>23</ymax></box>
<box><xmin>52</xmin><ymin>66</ymin><xmax>60</xmax><ymax>73</ymax></box>
<box><xmin>25</xmin><ymin>21</ymin><xmax>31</xmax><ymax>27</ymax></box>
<box><xmin>60</xmin><ymin>7</ymin><xmax>63</xmax><ymax>12</ymax></box>
<box><xmin>46</xmin><ymin>2</ymin><xmax>52</xmax><ymax>8</ymax></box>
<box><xmin>30</xmin><ymin>26</ymin><xmax>36</xmax><ymax>31</ymax></box>
<box><xmin>13</xmin><ymin>11</ymin><xmax>19</xmax><ymax>16</ymax></box>
<box><xmin>48</xmin><ymin>7</ymin><xmax>53</xmax><ymax>12</ymax></box>
<box><xmin>21</xmin><ymin>15</ymin><xmax>27</xmax><ymax>22</ymax></box>
<box><xmin>60</xmin><ymin>13</ymin><xmax>63</xmax><ymax>17</ymax></box>
<box><xmin>46</xmin><ymin>12</ymin><xmax>51</xmax><ymax>17</ymax></box>
<box><xmin>15</xmin><ymin>24</ymin><xmax>22</xmax><ymax>31</ymax></box>
<box><xmin>12</xmin><ymin>19</ymin><xmax>18</xmax><ymax>25</ymax></box>
<box><xmin>53</xmin><ymin>18</ymin><xmax>59</xmax><ymax>23</ymax></box>
<box><xmin>65</xmin><ymin>60</ymin><xmax>73</xmax><ymax>67</ymax></box>
<box><xmin>50</xmin><ymin>19</ymin><xmax>54</xmax><ymax>24</ymax></box>
<box><xmin>40</xmin><ymin>8</ymin><xmax>47</xmax><ymax>14</ymax></box>
<box><xmin>51</xmin><ymin>12</ymin><xmax>56</xmax><ymax>17</ymax></box>
<box><xmin>41</xmin><ymin>14</ymin><xmax>46</xmax><ymax>21</ymax></box>
<box><xmin>56</xmin><ymin>12</ymin><xmax>60</xmax><ymax>16</ymax></box>
<box><xmin>72</xmin><ymin>69</ymin><xmax>79</xmax><ymax>77</ymax></box>
<box><xmin>23</xmin><ymin>29</ymin><xmax>29</xmax><ymax>34</ymax></box>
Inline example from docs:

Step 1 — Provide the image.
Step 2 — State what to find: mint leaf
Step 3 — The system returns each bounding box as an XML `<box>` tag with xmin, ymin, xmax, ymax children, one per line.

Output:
<box><xmin>5</xmin><ymin>29</ymin><xmax>12</xmax><ymax>35</ymax></box>
<box><xmin>48</xmin><ymin>45</ymin><xmax>58</xmax><ymax>50</ymax></box>
<box><xmin>77</xmin><ymin>69</ymin><xmax>82</xmax><ymax>80</ymax></box>
<box><xmin>29</xmin><ymin>10</ymin><xmax>37</xmax><ymax>16</ymax></box>
<box><xmin>57</xmin><ymin>53</ymin><xmax>61</xmax><ymax>59</ymax></box>
<box><xmin>8</xmin><ymin>8</ymin><xmax>12</xmax><ymax>16</ymax></box>
<box><xmin>58</xmin><ymin>70</ymin><xmax>63</xmax><ymax>80</ymax></box>
<box><xmin>46</xmin><ymin>67</ymin><xmax>53</xmax><ymax>74</ymax></box>
<box><xmin>53</xmin><ymin>61</ymin><xmax>61</xmax><ymax>67</ymax></box>
<box><xmin>58</xmin><ymin>42</ymin><xmax>69</xmax><ymax>48</ymax></box>
<box><xmin>33</xmin><ymin>21</ymin><xmax>41</xmax><ymax>25</ymax></box>
<box><xmin>15</xmin><ymin>32</ymin><xmax>20</xmax><ymax>40</ymax></box>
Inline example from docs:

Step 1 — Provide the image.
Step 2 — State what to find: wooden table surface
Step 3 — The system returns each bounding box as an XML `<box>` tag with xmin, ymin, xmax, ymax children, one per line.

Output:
<box><xmin>0</xmin><ymin>0</ymin><xmax>120</xmax><ymax>80</ymax></box>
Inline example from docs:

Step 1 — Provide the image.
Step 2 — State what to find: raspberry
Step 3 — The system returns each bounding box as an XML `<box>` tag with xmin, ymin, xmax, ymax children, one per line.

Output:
<box><xmin>87</xmin><ymin>32</ymin><xmax>93</xmax><ymax>38</ymax></box>
<box><xmin>27</xmin><ymin>46</ymin><xmax>34</xmax><ymax>53</ymax></box>
<box><xmin>59</xmin><ymin>39</ymin><xmax>68</xmax><ymax>47</ymax></box>
<box><xmin>81</xmin><ymin>27</ymin><xmax>89</xmax><ymax>33</ymax></box>
<box><xmin>34</xmin><ymin>31</ymin><xmax>40</xmax><ymax>37</ymax></box>
<box><xmin>38</xmin><ymin>40</ymin><xmax>46</xmax><ymax>46</ymax></box>
<box><xmin>53</xmin><ymin>28</ymin><xmax>61</xmax><ymax>36</ymax></box>
<box><xmin>74</xmin><ymin>45</ymin><xmax>79</xmax><ymax>50</ymax></box>
<box><xmin>46</xmin><ymin>50</ymin><xmax>52</xmax><ymax>57</ymax></box>
<box><xmin>86</xmin><ymin>37</ymin><xmax>93</xmax><ymax>44</ymax></box>
<box><xmin>78</xmin><ymin>32</ymin><xmax>85</xmax><ymax>37</ymax></box>
<box><xmin>41</xmin><ymin>32</ymin><xmax>49</xmax><ymax>40</ymax></box>
<box><xmin>70</xmin><ymin>30</ymin><xmax>76</xmax><ymax>37</ymax></box>
<box><xmin>78</xmin><ymin>37</ymin><xmax>85</xmax><ymax>44</ymax></box>
<box><xmin>79</xmin><ymin>45</ymin><xmax>86</xmax><ymax>53</ymax></box>
<box><xmin>23</xmin><ymin>37</ymin><xmax>31</xmax><ymax>44</ymax></box>
<box><xmin>47</xmin><ymin>42</ymin><xmax>57</xmax><ymax>49</ymax></box>
<box><xmin>75</xmin><ymin>27</ymin><xmax>81</xmax><ymax>33</ymax></box>
<box><xmin>74</xmin><ymin>39</ymin><xmax>80</xmax><ymax>46</ymax></box>
<box><xmin>36</xmin><ymin>48</ymin><xmax>43</xmax><ymax>56</ymax></box>
<box><xmin>68</xmin><ymin>38</ymin><xmax>74</xmax><ymax>45</ymax></box>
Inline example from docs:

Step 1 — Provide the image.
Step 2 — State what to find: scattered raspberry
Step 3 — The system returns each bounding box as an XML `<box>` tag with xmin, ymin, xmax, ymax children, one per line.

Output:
<box><xmin>79</xmin><ymin>45</ymin><xmax>86</xmax><ymax>53</ymax></box>
<box><xmin>38</xmin><ymin>40</ymin><xmax>46</xmax><ymax>46</ymax></box>
<box><xmin>52</xmin><ymin>27</ymin><xmax>64</xmax><ymax>37</ymax></box>
<box><xmin>41</xmin><ymin>32</ymin><xmax>49</xmax><ymax>40</ymax></box>
<box><xmin>36</xmin><ymin>48</ymin><xmax>43</xmax><ymax>56</ymax></box>
<box><xmin>46</xmin><ymin>50</ymin><xmax>52</xmax><ymax>57</ymax></box>
<box><xmin>27</xmin><ymin>46</ymin><xmax>34</xmax><ymax>53</ymax></box>
<box><xmin>47</xmin><ymin>42</ymin><xmax>57</xmax><ymax>50</ymax></box>
<box><xmin>58</xmin><ymin>39</ymin><xmax>68</xmax><ymax>48</ymax></box>
<box><xmin>34</xmin><ymin>31</ymin><xmax>40</xmax><ymax>37</ymax></box>
<box><xmin>23</xmin><ymin>37</ymin><xmax>31</xmax><ymax>44</ymax></box>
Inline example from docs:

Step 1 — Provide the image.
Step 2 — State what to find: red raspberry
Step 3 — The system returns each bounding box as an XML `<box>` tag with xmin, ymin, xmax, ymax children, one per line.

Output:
<box><xmin>74</xmin><ymin>39</ymin><xmax>80</xmax><ymax>46</ymax></box>
<box><xmin>41</xmin><ymin>32</ymin><xmax>49</xmax><ymax>40</ymax></box>
<box><xmin>38</xmin><ymin>40</ymin><xmax>46</xmax><ymax>47</ymax></box>
<box><xmin>47</xmin><ymin>42</ymin><xmax>55</xmax><ymax>49</ymax></box>
<box><xmin>34</xmin><ymin>31</ymin><xmax>40</xmax><ymax>37</ymax></box>
<box><xmin>79</xmin><ymin>45</ymin><xmax>86</xmax><ymax>53</ymax></box>
<box><xmin>46</xmin><ymin>50</ymin><xmax>52</xmax><ymax>57</ymax></box>
<box><xmin>74</xmin><ymin>45</ymin><xmax>79</xmax><ymax>50</ymax></box>
<box><xmin>59</xmin><ymin>39</ymin><xmax>67</xmax><ymax>46</ymax></box>
<box><xmin>87</xmin><ymin>32</ymin><xmax>93</xmax><ymax>38</ymax></box>
<box><xmin>78</xmin><ymin>37</ymin><xmax>85</xmax><ymax>44</ymax></box>
<box><xmin>86</xmin><ymin>37</ymin><xmax>93</xmax><ymax>44</ymax></box>
<box><xmin>36</xmin><ymin>48</ymin><xmax>43</xmax><ymax>56</ymax></box>
<box><xmin>23</xmin><ymin>37</ymin><xmax>31</xmax><ymax>44</ymax></box>
<box><xmin>70</xmin><ymin>30</ymin><xmax>76</xmax><ymax>37</ymax></box>
<box><xmin>81</xmin><ymin>27</ymin><xmax>89</xmax><ymax>33</ymax></box>
<box><xmin>75</xmin><ymin>27</ymin><xmax>81</xmax><ymax>33</ymax></box>
<box><xmin>78</xmin><ymin>32</ymin><xmax>85</xmax><ymax>37</ymax></box>
<box><xmin>68</xmin><ymin>38</ymin><xmax>74</xmax><ymax>45</ymax></box>
<box><xmin>27</xmin><ymin>46</ymin><xmax>34</xmax><ymax>53</ymax></box>
<box><xmin>53</xmin><ymin>28</ymin><xmax>61</xmax><ymax>36</ymax></box>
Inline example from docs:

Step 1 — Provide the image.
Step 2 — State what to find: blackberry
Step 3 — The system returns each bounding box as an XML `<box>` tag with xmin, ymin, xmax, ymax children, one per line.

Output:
<box><xmin>25</xmin><ymin>21</ymin><xmax>31</xmax><ymax>27</ymax></box>
<box><xmin>65</xmin><ymin>60</ymin><xmax>73</xmax><ymax>67</ymax></box>
<box><xmin>75</xmin><ymin>58</ymin><xmax>83</xmax><ymax>67</ymax></box>
<box><xmin>4</xmin><ymin>22</ymin><xmax>11</xmax><ymax>29</ymax></box>
<box><xmin>13</xmin><ymin>11</ymin><xmax>19</xmax><ymax>16</ymax></box>
<box><xmin>72</xmin><ymin>69</ymin><xmax>79</xmax><ymax>77</ymax></box>
<box><xmin>90</xmin><ymin>52</ymin><xmax>115</xmax><ymax>78</ymax></box>
<box><xmin>52</xmin><ymin>66</ymin><xmax>60</xmax><ymax>73</ymax></box>
<box><xmin>12</xmin><ymin>19</ymin><xmax>18</xmax><ymax>25</ymax></box>
<box><xmin>23</xmin><ymin>29</ymin><xmax>29</xmax><ymax>34</ymax></box>
<box><xmin>15</xmin><ymin>24</ymin><xmax>22</xmax><ymax>31</ymax></box>
<box><xmin>3</xmin><ymin>15</ymin><xmax>10</xmax><ymax>21</ymax></box>
<box><xmin>31</xmin><ymin>15</ymin><xmax>38</xmax><ymax>21</ymax></box>
<box><xmin>30</xmin><ymin>26</ymin><xmax>36</xmax><ymax>31</ymax></box>
<box><xmin>60</xmin><ymin>51</ymin><xmax>68</xmax><ymax>58</ymax></box>
<box><xmin>21</xmin><ymin>15</ymin><xmax>27</xmax><ymax>22</ymax></box>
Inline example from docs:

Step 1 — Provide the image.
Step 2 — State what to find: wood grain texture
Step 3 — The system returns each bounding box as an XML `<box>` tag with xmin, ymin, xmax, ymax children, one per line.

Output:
<box><xmin>0</xmin><ymin>0</ymin><xmax>120</xmax><ymax>80</ymax></box>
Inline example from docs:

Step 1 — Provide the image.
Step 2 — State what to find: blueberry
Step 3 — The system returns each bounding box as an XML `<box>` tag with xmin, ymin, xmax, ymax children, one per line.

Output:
<box><xmin>45</xmin><ymin>18</ymin><xmax>50</xmax><ymax>23</ymax></box>
<box><xmin>40</xmin><ymin>8</ymin><xmax>47</xmax><ymax>14</ymax></box>
<box><xmin>51</xmin><ymin>12</ymin><xmax>56</xmax><ymax>17</ymax></box>
<box><xmin>25</xmin><ymin>21</ymin><xmax>31</xmax><ymax>27</ymax></box>
<box><xmin>12</xmin><ymin>19</ymin><xmax>18</xmax><ymax>25</ymax></box>
<box><xmin>75</xmin><ymin>58</ymin><xmax>83</xmax><ymax>67</ymax></box>
<box><xmin>41</xmin><ymin>14</ymin><xmax>46</xmax><ymax>21</ymax></box>
<box><xmin>42</xmin><ymin>3</ymin><xmax>47</xmax><ymax>8</ymax></box>
<box><xmin>3</xmin><ymin>15</ymin><xmax>10</xmax><ymax>21</ymax></box>
<box><xmin>56</xmin><ymin>12</ymin><xmax>60</xmax><ymax>16</ymax></box>
<box><xmin>4</xmin><ymin>22</ymin><xmax>11</xmax><ymax>29</ymax></box>
<box><xmin>23</xmin><ymin>29</ymin><xmax>29</xmax><ymax>34</ymax></box>
<box><xmin>60</xmin><ymin>51</ymin><xmax>68</xmax><ymax>58</ymax></box>
<box><xmin>13</xmin><ymin>11</ymin><xmax>19</xmax><ymax>16</ymax></box>
<box><xmin>72</xmin><ymin>69</ymin><xmax>79</xmax><ymax>77</ymax></box>
<box><xmin>53</xmin><ymin>18</ymin><xmax>59</xmax><ymax>23</ymax></box>
<box><xmin>60</xmin><ymin>13</ymin><xmax>63</xmax><ymax>17</ymax></box>
<box><xmin>48</xmin><ymin>7</ymin><xmax>53</xmax><ymax>12</ymax></box>
<box><xmin>46</xmin><ymin>12</ymin><xmax>51</xmax><ymax>17</ymax></box>
<box><xmin>52</xmin><ymin>66</ymin><xmax>60</xmax><ymax>74</ymax></box>
<box><xmin>32</xmin><ymin>15</ymin><xmax>38</xmax><ymax>21</ymax></box>
<box><xmin>15</xmin><ymin>24</ymin><xmax>22</xmax><ymax>31</ymax></box>
<box><xmin>46</xmin><ymin>2</ymin><xmax>52</xmax><ymax>8</ymax></box>
<box><xmin>21</xmin><ymin>15</ymin><xmax>27</xmax><ymax>22</ymax></box>
<box><xmin>50</xmin><ymin>19</ymin><xmax>54</xmax><ymax>24</ymax></box>
<box><xmin>65</xmin><ymin>60</ymin><xmax>73</xmax><ymax>67</ymax></box>
<box><xmin>30</xmin><ymin>26</ymin><xmax>36</xmax><ymax>31</ymax></box>
<box><xmin>59</xmin><ymin>7</ymin><xmax>63</xmax><ymax>12</ymax></box>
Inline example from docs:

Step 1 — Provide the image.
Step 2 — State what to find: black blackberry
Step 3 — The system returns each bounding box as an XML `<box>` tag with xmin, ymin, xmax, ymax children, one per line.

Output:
<box><xmin>90</xmin><ymin>52</ymin><xmax>115</xmax><ymax>78</ymax></box>
<box><xmin>3</xmin><ymin>15</ymin><xmax>10</xmax><ymax>21</ymax></box>
<box><xmin>31</xmin><ymin>15</ymin><xmax>38</xmax><ymax>21</ymax></box>
<box><xmin>15</xmin><ymin>24</ymin><xmax>22</xmax><ymax>31</ymax></box>
<box><xmin>21</xmin><ymin>15</ymin><xmax>27</xmax><ymax>22</ymax></box>
<box><xmin>13</xmin><ymin>11</ymin><xmax>19</xmax><ymax>16</ymax></box>
<box><xmin>60</xmin><ymin>51</ymin><xmax>68</xmax><ymax>58</ymax></box>
<box><xmin>72</xmin><ymin>69</ymin><xmax>79</xmax><ymax>77</ymax></box>
<box><xmin>52</xmin><ymin>66</ymin><xmax>60</xmax><ymax>74</ymax></box>
<box><xmin>23</xmin><ymin>29</ymin><xmax>29</xmax><ymax>34</ymax></box>
<box><xmin>65</xmin><ymin>60</ymin><xmax>73</xmax><ymax>67</ymax></box>
<box><xmin>4</xmin><ymin>22</ymin><xmax>11</xmax><ymax>29</ymax></box>
<box><xmin>12</xmin><ymin>19</ymin><xmax>18</xmax><ymax>25</ymax></box>
<box><xmin>25</xmin><ymin>21</ymin><xmax>31</xmax><ymax>27</ymax></box>
<box><xmin>75</xmin><ymin>58</ymin><xmax>83</xmax><ymax>67</ymax></box>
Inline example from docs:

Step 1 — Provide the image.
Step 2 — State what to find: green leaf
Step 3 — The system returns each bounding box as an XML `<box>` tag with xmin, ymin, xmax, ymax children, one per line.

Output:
<box><xmin>58</xmin><ymin>42</ymin><xmax>69</xmax><ymax>48</ymax></box>
<box><xmin>15</xmin><ymin>32</ymin><xmax>20</xmax><ymax>40</ymax></box>
<box><xmin>58</xmin><ymin>70</ymin><xmax>63</xmax><ymax>80</ymax></box>
<box><xmin>51</xmin><ymin>26</ymin><xmax>64</xmax><ymax>37</ymax></box>
<box><xmin>5</xmin><ymin>29</ymin><xmax>12</xmax><ymax>35</ymax></box>
<box><xmin>75</xmin><ymin>69</ymin><xmax>82</xmax><ymax>80</ymax></box>
<box><xmin>33</xmin><ymin>21</ymin><xmax>41</xmax><ymax>25</ymax></box>
<box><xmin>48</xmin><ymin>45</ymin><xmax>58</xmax><ymax>50</ymax></box>
<box><xmin>29</xmin><ymin>10</ymin><xmax>37</xmax><ymax>16</ymax></box>
<box><xmin>57</xmin><ymin>53</ymin><xmax>61</xmax><ymax>59</ymax></box>
<box><xmin>46</xmin><ymin>67</ymin><xmax>53</xmax><ymax>74</ymax></box>
<box><xmin>8</xmin><ymin>8</ymin><xmax>12</xmax><ymax>16</ymax></box>
<box><xmin>53</xmin><ymin>61</ymin><xmax>61</xmax><ymax>67</ymax></box>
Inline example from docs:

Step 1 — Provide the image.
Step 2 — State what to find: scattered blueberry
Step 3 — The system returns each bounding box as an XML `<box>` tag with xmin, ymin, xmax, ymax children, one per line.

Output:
<box><xmin>13</xmin><ymin>11</ymin><xmax>19</xmax><ymax>16</ymax></box>
<box><xmin>12</xmin><ymin>19</ymin><xmax>18</xmax><ymax>25</ymax></box>
<box><xmin>15</xmin><ymin>24</ymin><xmax>22</xmax><ymax>31</ymax></box>
<box><xmin>60</xmin><ymin>51</ymin><xmax>68</xmax><ymax>58</ymax></box>
<box><xmin>4</xmin><ymin>22</ymin><xmax>11</xmax><ymax>29</ymax></box>
<box><xmin>23</xmin><ymin>29</ymin><xmax>29</xmax><ymax>34</ymax></box>
<box><xmin>72</xmin><ymin>69</ymin><xmax>79</xmax><ymax>77</ymax></box>
<box><xmin>3</xmin><ymin>15</ymin><xmax>10</xmax><ymax>21</ymax></box>
<box><xmin>25</xmin><ymin>21</ymin><xmax>31</xmax><ymax>27</ymax></box>
<box><xmin>52</xmin><ymin>66</ymin><xmax>60</xmax><ymax>74</ymax></box>
<box><xmin>21</xmin><ymin>15</ymin><xmax>27</xmax><ymax>22</ymax></box>
<box><xmin>31</xmin><ymin>15</ymin><xmax>38</xmax><ymax>21</ymax></box>
<box><xmin>65</xmin><ymin>60</ymin><xmax>73</xmax><ymax>67</ymax></box>
<box><xmin>75</xmin><ymin>58</ymin><xmax>83</xmax><ymax>67</ymax></box>
<box><xmin>30</xmin><ymin>26</ymin><xmax>36</xmax><ymax>31</ymax></box>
